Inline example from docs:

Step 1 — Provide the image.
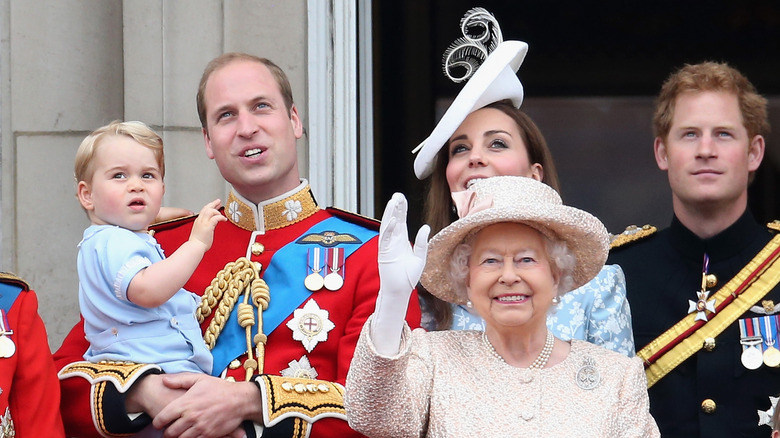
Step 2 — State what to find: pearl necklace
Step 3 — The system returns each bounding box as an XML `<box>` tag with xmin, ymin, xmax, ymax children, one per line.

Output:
<box><xmin>483</xmin><ymin>330</ymin><xmax>554</xmax><ymax>369</ymax></box>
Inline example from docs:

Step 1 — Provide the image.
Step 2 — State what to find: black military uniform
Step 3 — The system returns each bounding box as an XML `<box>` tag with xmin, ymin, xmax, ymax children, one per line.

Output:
<box><xmin>608</xmin><ymin>210</ymin><xmax>780</xmax><ymax>438</ymax></box>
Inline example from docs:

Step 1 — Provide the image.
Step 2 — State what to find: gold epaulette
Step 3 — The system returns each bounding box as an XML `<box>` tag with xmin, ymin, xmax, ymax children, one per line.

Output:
<box><xmin>0</xmin><ymin>272</ymin><xmax>30</xmax><ymax>290</ymax></box>
<box><xmin>609</xmin><ymin>224</ymin><xmax>657</xmax><ymax>250</ymax></box>
<box><xmin>768</xmin><ymin>220</ymin><xmax>780</xmax><ymax>232</ymax></box>
<box><xmin>326</xmin><ymin>206</ymin><xmax>380</xmax><ymax>231</ymax></box>
<box><xmin>150</xmin><ymin>212</ymin><xmax>198</xmax><ymax>228</ymax></box>
<box><xmin>58</xmin><ymin>360</ymin><xmax>161</xmax><ymax>393</ymax></box>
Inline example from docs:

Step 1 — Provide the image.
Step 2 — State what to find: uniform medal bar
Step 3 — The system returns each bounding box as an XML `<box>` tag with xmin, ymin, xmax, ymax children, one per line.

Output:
<box><xmin>304</xmin><ymin>247</ymin><xmax>325</xmax><ymax>291</ymax></box>
<box><xmin>0</xmin><ymin>310</ymin><xmax>14</xmax><ymax>358</ymax></box>
<box><xmin>739</xmin><ymin>317</ymin><xmax>763</xmax><ymax>370</ymax></box>
<box><xmin>323</xmin><ymin>247</ymin><xmax>344</xmax><ymax>291</ymax></box>
<box><xmin>761</xmin><ymin>315</ymin><xmax>780</xmax><ymax>367</ymax></box>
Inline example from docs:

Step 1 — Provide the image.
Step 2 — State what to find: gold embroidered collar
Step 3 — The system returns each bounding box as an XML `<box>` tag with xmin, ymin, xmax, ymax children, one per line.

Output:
<box><xmin>225</xmin><ymin>180</ymin><xmax>320</xmax><ymax>232</ymax></box>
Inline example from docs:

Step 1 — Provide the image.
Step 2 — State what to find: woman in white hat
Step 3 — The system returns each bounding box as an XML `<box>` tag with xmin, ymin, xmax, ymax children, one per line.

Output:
<box><xmin>413</xmin><ymin>11</ymin><xmax>633</xmax><ymax>357</ymax></box>
<box><xmin>345</xmin><ymin>176</ymin><xmax>658</xmax><ymax>437</ymax></box>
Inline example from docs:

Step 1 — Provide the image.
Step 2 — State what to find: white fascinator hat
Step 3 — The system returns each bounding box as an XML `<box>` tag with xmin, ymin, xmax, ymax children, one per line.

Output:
<box><xmin>412</xmin><ymin>8</ymin><xmax>529</xmax><ymax>179</ymax></box>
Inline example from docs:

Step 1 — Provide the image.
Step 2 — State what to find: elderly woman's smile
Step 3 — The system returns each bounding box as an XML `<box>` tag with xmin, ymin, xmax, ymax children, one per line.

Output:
<box><xmin>467</xmin><ymin>222</ymin><xmax>559</xmax><ymax>329</ymax></box>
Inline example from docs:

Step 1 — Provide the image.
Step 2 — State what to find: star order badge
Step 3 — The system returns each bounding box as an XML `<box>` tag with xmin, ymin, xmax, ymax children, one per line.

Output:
<box><xmin>688</xmin><ymin>290</ymin><xmax>717</xmax><ymax>322</ymax></box>
<box><xmin>280</xmin><ymin>355</ymin><xmax>319</xmax><ymax>379</ymax></box>
<box><xmin>287</xmin><ymin>299</ymin><xmax>335</xmax><ymax>352</ymax></box>
<box><xmin>757</xmin><ymin>395</ymin><xmax>779</xmax><ymax>428</ymax></box>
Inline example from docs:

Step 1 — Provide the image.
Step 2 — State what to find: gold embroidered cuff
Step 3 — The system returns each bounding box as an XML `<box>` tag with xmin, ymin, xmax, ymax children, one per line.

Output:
<box><xmin>58</xmin><ymin>360</ymin><xmax>161</xmax><ymax>393</ymax></box>
<box><xmin>253</xmin><ymin>375</ymin><xmax>347</xmax><ymax>427</ymax></box>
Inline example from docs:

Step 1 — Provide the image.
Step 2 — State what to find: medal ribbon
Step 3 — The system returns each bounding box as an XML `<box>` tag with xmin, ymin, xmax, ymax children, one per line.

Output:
<box><xmin>0</xmin><ymin>309</ymin><xmax>9</xmax><ymax>335</ymax></box>
<box><xmin>761</xmin><ymin>315</ymin><xmax>778</xmax><ymax>349</ymax></box>
<box><xmin>308</xmin><ymin>247</ymin><xmax>324</xmax><ymax>276</ymax></box>
<box><xmin>739</xmin><ymin>318</ymin><xmax>761</xmax><ymax>351</ymax></box>
<box><xmin>751</xmin><ymin>317</ymin><xmax>765</xmax><ymax>352</ymax></box>
<box><xmin>326</xmin><ymin>247</ymin><xmax>345</xmax><ymax>277</ymax></box>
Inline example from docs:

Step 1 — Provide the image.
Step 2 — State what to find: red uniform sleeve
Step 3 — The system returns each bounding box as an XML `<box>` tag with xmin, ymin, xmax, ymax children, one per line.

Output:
<box><xmin>305</xmin><ymin>236</ymin><xmax>421</xmax><ymax>438</ymax></box>
<box><xmin>53</xmin><ymin>318</ymin><xmax>102</xmax><ymax>437</ymax></box>
<box><xmin>9</xmin><ymin>290</ymin><xmax>65</xmax><ymax>437</ymax></box>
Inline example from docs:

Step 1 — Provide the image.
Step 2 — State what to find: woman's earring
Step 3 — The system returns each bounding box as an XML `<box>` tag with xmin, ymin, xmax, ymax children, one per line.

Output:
<box><xmin>466</xmin><ymin>300</ymin><xmax>473</xmax><ymax>308</ymax></box>
<box><xmin>551</xmin><ymin>296</ymin><xmax>560</xmax><ymax>305</ymax></box>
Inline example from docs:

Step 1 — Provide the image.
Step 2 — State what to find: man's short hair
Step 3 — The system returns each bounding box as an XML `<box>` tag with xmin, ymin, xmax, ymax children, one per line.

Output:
<box><xmin>196</xmin><ymin>53</ymin><xmax>294</xmax><ymax>130</ymax></box>
<box><xmin>653</xmin><ymin>61</ymin><xmax>769</xmax><ymax>141</ymax></box>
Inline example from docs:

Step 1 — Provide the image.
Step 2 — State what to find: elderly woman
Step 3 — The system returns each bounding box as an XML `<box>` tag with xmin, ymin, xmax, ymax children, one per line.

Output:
<box><xmin>345</xmin><ymin>176</ymin><xmax>658</xmax><ymax>437</ymax></box>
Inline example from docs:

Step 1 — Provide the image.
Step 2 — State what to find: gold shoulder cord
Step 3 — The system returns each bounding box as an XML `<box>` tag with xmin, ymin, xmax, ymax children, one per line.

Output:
<box><xmin>197</xmin><ymin>257</ymin><xmax>271</xmax><ymax>380</ymax></box>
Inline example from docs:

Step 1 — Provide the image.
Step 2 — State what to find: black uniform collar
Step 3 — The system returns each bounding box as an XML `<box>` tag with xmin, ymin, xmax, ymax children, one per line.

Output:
<box><xmin>668</xmin><ymin>209</ymin><xmax>762</xmax><ymax>262</ymax></box>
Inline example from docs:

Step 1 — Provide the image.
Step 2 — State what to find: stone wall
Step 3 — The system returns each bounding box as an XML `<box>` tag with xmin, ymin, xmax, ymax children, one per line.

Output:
<box><xmin>0</xmin><ymin>0</ymin><xmax>309</xmax><ymax>349</ymax></box>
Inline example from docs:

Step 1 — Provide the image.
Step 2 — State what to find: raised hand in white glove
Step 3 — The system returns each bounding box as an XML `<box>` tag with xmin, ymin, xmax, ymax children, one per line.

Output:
<box><xmin>372</xmin><ymin>193</ymin><xmax>430</xmax><ymax>356</ymax></box>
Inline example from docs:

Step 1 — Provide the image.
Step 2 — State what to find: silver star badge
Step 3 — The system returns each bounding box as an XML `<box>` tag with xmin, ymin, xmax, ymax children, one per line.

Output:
<box><xmin>688</xmin><ymin>290</ymin><xmax>716</xmax><ymax>321</ymax></box>
<box><xmin>280</xmin><ymin>355</ymin><xmax>318</xmax><ymax>379</ymax></box>
<box><xmin>758</xmin><ymin>395</ymin><xmax>779</xmax><ymax>428</ymax></box>
<box><xmin>286</xmin><ymin>299</ymin><xmax>335</xmax><ymax>352</ymax></box>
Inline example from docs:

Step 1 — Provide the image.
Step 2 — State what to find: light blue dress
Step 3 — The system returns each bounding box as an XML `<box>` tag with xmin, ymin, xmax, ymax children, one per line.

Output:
<box><xmin>78</xmin><ymin>225</ymin><xmax>213</xmax><ymax>374</ymax></box>
<box><xmin>421</xmin><ymin>264</ymin><xmax>635</xmax><ymax>357</ymax></box>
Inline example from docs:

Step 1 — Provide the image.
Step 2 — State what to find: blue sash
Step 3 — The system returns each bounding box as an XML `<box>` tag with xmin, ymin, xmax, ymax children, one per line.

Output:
<box><xmin>0</xmin><ymin>282</ymin><xmax>22</xmax><ymax>312</ymax></box>
<box><xmin>210</xmin><ymin>216</ymin><xmax>377</xmax><ymax>374</ymax></box>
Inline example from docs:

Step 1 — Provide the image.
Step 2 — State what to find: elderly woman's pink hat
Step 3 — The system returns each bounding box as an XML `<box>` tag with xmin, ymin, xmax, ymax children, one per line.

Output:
<box><xmin>420</xmin><ymin>176</ymin><xmax>609</xmax><ymax>305</ymax></box>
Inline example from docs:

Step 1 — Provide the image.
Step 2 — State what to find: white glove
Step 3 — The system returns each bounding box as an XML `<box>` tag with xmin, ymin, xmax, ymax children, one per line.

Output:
<box><xmin>371</xmin><ymin>193</ymin><xmax>430</xmax><ymax>356</ymax></box>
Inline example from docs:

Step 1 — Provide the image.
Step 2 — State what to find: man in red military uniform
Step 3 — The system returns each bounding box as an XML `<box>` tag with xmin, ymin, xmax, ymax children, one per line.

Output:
<box><xmin>54</xmin><ymin>53</ymin><xmax>421</xmax><ymax>437</ymax></box>
<box><xmin>0</xmin><ymin>272</ymin><xmax>65</xmax><ymax>437</ymax></box>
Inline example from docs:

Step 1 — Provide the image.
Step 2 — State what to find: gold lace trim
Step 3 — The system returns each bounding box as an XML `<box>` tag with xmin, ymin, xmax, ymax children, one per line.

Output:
<box><xmin>226</xmin><ymin>186</ymin><xmax>319</xmax><ymax>232</ymax></box>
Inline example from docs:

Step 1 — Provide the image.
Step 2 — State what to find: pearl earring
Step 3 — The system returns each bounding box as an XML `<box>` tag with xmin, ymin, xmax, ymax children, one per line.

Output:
<box><xmin>466</xmin><ymin>300</ymin><xmax>473</xmax><ymax>308</ymax></box>
<box><xmin>552</xmin><ymin>296</ymin><xmax>560</xmax><ymax>305</ymax></box>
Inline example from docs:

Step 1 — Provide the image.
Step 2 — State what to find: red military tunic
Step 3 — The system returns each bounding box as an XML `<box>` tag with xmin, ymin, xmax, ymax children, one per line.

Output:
<box><xmin>0</xmin><ymin>273</ymin><xmax>65</xmax><ymax>437</ymax></box>
<box><xmin>55</xmin><ymin>182</ymin><xmax>421</xmax><ymax>437</ymax></box>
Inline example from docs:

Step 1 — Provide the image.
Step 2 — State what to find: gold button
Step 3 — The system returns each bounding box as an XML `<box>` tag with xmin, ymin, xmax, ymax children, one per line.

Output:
<box><xmin>251</xmin><ymin>242</ymin><xmax>265</xmax><ymax>256</ymax></box>
<box><xmin>701</xmin><ymin>399</ymin><xmax>716</xmax><ymax>414</ymax></box>
<box><xmin>703</xmin><ymin>337</ymin><xmax>716</xmax><ymax>352</ymax></box>
<box><xmin>705</xmin><ymin>274</ymin><xmax>717</xmax><ymax>289</ymax></box>
<box><xmin>228</xmin><ymin>359</ymin><xmax>241</xmax><ymax>370</ymax></box>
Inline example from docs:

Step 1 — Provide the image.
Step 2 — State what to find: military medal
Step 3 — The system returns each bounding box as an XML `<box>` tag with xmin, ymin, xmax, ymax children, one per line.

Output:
<box><xmin>286</xmin><ymin>299</ymin><xmax>335</xmax><ymax>352</ymax></box>
<box><xmin>304</xmin><ymin>247</ymin><xmax>325</xmax><ymax>291</ymax></box>
<box><xmin>323</xmin><ymin>247</ymin><xmax>344</xmax><ymax>291</ymax></box>
<box><xmin>761</xmin><ymin>315</ymin><xmax>780</xmax><ymax>367</ymax></box>
<box><xmin>742</xmin><ymin>341</ymin><xmax>763</xmax><ymax>370</ymax></box>
<box><xmin>688</xmin><ymin>254</ymin><xmax>716</xmax><ymax>321</ymax></box>
<box><xmin>739</xmin><ymin>317</ymin><xmax>764</xmax><ymax>370</ymax></box>
<box><xmin>0</xmin><ymin>310</ymin><xmax>14</xmax><ymax>359</ymax></box>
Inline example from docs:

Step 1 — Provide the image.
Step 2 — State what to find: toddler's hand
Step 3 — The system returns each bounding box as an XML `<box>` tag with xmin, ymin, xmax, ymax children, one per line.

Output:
<box><xmin>190</xmin><ymin>199</ymin><xmax>227</xmax><ymax>251</ymax></box>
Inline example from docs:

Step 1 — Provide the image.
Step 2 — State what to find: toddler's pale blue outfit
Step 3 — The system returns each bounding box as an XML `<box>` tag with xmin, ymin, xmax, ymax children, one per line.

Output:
<box><xmin>78</xmin><ymin>225</ymin><xmax>212</xmax><ymax>373</ymax></box>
